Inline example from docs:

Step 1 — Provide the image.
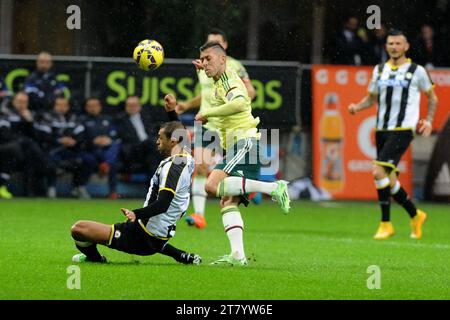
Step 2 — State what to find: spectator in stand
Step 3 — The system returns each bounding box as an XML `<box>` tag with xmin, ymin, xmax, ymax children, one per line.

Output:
<box><xmin>80</xmin><ymin>97</ymin><xmax>120</xmax><ymax>199</ymax></box>
<box><xmin>38</xmin><ymin>97</ymin><xmax>90</xmax><ymax>199</ymax></box>
<box><xmin>0</xmin><ymin>75</ymin><xmax>12</xmax><ymax>109</ymax></box>
<box><xmin>24</xmin><ymin>51</ymin><xmax>66</xmax><ymax>114</ymax></box>
<box><xmin>116</xmin><ymin>96</ymin><xmax>161</xmax><ymax>176</ymax></box>
<box><xmin>410</xmin><ymin>24</ymin><xmax>447</xmax><ymax>69</ymax></box>
<box><xmin>333</xmin><ymin>16</ymin><xmax>366</xmax><ymax>65</ymax></box>
<box><xmin>368</xmin><ymin>24</ymin><xmax>389</xmax><ymax>65</ymax></box>
<box><xmin>0</xmin><ymin>115</ymin><xmax>18</xmax><ymax>199</ymax></box>
<box><xmin>0</xmin><ymin>92</ymin><xmax>49</xmax><ymax>196</ymax></box>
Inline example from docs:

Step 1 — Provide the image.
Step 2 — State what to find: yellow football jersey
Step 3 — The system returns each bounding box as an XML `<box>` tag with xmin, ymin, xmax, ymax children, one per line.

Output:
<box><xmin>197</xmin><ymin>56</ymin><xmax>249</xmax><ymax>131</ymax></box>
<box><xmin>205</xmin><ymin>66</ymin><xmax>260</xmax><ymax>150</ymax></box>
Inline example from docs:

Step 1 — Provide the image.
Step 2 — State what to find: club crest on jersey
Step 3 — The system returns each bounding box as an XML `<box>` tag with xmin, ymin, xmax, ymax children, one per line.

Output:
<box><xmin>406</xmin><ymin>72</ymin><xmax>413</xmax><ymax>80</ymax></box>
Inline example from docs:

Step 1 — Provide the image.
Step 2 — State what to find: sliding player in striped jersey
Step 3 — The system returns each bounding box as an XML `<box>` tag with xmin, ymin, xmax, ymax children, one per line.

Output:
<box><xmin>70</xmin><ymin>121</ymin><xmax>201</xmax><ymax>265</ymax></box>
<box><xmin>348</xmin><ymin>29</ymin><xmax>438</xmax><ymax>240</ymax></box>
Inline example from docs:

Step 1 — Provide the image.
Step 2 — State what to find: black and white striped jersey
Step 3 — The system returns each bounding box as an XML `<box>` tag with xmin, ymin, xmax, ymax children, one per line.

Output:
<box><xmin>140</xmin><ymin>152</ymin><xmax>195</xmax><ymax>239</ymax></box>
<box><xmin>368</xmin><ymin>60</ymin><xmax>434</xmax><ymax>131</ymax></box>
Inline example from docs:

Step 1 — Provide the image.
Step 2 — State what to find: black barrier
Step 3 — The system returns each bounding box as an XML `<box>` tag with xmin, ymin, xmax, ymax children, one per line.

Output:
<box><xmin>424</xmin><ymin>115</ymin><xmax>450</xmax><ymax>202</ymax></box>
<box><xmin>0</xmin><ymin>57</ymin><xmax>300</xmax><ymax>128</ymax></box>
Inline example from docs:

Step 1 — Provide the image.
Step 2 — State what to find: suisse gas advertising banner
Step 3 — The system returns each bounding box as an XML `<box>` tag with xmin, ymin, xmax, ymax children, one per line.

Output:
<box><xmin>312</xmin><ymin>65</ymin><xmax>413</xmax><ymax>200</ymax></box>
<box><xmin>0</xmin><ymin>58</ymin><xmax>299</xmax><ymax>128</ymax></box>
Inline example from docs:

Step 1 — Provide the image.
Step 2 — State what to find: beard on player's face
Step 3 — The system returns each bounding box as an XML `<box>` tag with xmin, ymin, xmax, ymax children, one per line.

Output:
<box><xmin>157</xmin><ymin>142</ymin><xmax>171</xmax><ymax>157</ymax></box>
<box><xmin>389</xmin><ymin>50</ymin><xmax>406</xmax><ymax>59</ymax></box>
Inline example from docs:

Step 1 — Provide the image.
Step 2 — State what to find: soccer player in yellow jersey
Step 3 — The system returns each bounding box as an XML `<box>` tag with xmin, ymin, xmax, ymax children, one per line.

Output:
<box><xmin>176</xmin><ymin>29</ymin><xmax>255</xmax><ymax>229</ymax></box>
<box><xmin>165</xmin><ymin>42</ymin><xmax>290</xmax><ymax>266</ymax></box>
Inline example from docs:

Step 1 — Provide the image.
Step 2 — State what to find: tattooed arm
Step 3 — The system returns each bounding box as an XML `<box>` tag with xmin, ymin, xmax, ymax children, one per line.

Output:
<box><xmin>418</xmin><ymin>88</ymin><xmax>438</xmax><ymax>137</ymax></box>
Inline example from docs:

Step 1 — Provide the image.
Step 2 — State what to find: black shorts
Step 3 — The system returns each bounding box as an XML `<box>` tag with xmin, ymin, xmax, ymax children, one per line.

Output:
<box><xmin>375</xmin><ymin>130</ymin><xmax>414</xmax><ymax>172</ymax></box>
<box><xmin>107</xmin><ymin>221</ymin><xmax>167</xmax><ymax>256</ymax></box>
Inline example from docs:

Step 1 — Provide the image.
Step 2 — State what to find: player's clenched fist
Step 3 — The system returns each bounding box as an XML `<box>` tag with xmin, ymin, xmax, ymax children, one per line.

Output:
<box><xmin>348</xmin><ymin>103</ymin><xmax>359</xmax><ymax>115</ymax></box>
<box><xmin>418</xmin><ymin>119</ymin><xmax>432</xmax><ymax>137</ymax></box>
<box><xmin>164</xmin><ymin>94</ymin><xmax>177</xmax><ymax>112</ymax></box>
<box><xmin>192</xmin><ymin>59</ymin><xmax>203</xmax><ymax>71</ymax></box>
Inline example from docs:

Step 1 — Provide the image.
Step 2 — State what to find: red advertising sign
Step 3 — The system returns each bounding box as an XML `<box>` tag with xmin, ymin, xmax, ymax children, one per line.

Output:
<box><xmin>312</xmin><ymin>65</ymin><xmax>413</xmax><ymax>200</ymax></box>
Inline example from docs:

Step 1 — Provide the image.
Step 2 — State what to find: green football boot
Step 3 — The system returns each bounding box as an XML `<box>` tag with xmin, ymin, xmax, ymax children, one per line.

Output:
<box><xmin>270</xmin><ymin>180</ymin><xmax>291</xmax><ymax>214</ymax></box>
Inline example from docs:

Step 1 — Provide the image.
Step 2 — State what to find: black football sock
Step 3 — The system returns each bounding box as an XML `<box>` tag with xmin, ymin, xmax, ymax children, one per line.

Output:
<box><xmin>377</xmin><ymin>186</ymin><xmax>391</xmax><ymax>222</ymax></box>
<box><xmin>160</xmin><ymin>243</ymin><xmax>191</xmax><ymax>264</ymax></box>
<box><xmin>392</xmin><ymin>187</ymin><xmax>417</xmax><ymax>218</ymax></box>
<box><xmin>75</xmin><ymin>242</ymin><xmax>104</xmax><ymax>262</ymax></box>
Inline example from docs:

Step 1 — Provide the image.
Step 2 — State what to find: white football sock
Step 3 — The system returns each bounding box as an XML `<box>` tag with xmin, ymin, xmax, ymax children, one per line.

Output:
<box><xmin>217</xmin><ymin>176</ymin><xmax>278</xmax><ymax>197</ymax></box>
<box><xmin>192</xmin><ymin>175</ymin><xmax>207</xmax><ymax>216</ymax></box>
<box><xmin>221</xmin><ymin>206</ymin><xmax>245</xmax><ymax>260</ymax></box>
<box><xmin>390</xmin><ymin>180</ymin><xmax>401</xmax><ymax>195</ymax></box>
<box><xmin>375</xmin><ymin>177</ymin><xmax>390</xmax><ymax>189</ymax></box>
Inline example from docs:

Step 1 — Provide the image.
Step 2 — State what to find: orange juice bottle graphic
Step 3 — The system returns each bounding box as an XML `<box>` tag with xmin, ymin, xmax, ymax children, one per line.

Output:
<box><xmin>320</xmin><ymin>93</ymin><xmax>345</xmax><ymax>193</ymax></box>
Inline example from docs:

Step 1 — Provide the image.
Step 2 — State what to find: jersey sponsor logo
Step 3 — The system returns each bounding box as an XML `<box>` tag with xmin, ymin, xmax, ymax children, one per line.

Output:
<box><xmin>378</xmin><ymin>79</ymin><xmax>409</xmax><ymax>88</ymax></box>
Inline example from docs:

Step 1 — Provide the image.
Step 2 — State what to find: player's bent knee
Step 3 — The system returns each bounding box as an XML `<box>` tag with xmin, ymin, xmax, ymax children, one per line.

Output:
<box><xmin>220</xmin><ymin>196</ymin><xmax>239</xmax><ymax>208</ymax></box>
<box><xmin>372</xmin><ymin>166</ymin><xmax>387</xmax><ymax>180</ymax></box>
<box><xmin>196</xmin><ymin>163</ymin><xmax>209</xmax><ymax>176</ymax></box>
<box><xmin>71</xmin><ymin>220</ymin><xmax>87</xmax><ymax>237</ymax></box>
<box><xmin>205</xmin><ymin>180</ymin><xmax>218</xmax><ymax>196</ymax></box>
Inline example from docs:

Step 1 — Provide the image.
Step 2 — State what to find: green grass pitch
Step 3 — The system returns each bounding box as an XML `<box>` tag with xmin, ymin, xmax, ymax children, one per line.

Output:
<box><xmin>1</xmin><ymin>198</ymin><xmax>449</xmax><ymax>300</ymax></box>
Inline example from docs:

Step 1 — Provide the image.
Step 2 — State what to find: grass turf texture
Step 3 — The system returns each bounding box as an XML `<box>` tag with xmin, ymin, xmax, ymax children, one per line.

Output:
<box><xmin>1</xmin><ymin>199</ymin><xmax>449</xmax><ymax>300</ymax></box>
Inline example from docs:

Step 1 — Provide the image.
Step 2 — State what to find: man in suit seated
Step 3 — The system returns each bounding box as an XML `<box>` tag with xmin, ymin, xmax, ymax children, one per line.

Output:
<box><xmin>116</xmin><ymin>96</ymin><xmax>161</xmax><ymax>177</ymax></box>
<box><xmin>80</xmin><ymin>97</ymin><xmax>121</xmax><ymax>199</ymax></box>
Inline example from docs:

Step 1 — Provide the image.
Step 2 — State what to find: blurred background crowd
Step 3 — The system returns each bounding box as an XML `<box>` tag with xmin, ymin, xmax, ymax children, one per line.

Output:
<box><xmin>1</xmin><ymin>0</ymin><xmax>449</xmax><ymax>200</ymax></box>
<box><xmin>1</xmin><ymin>52</ymin><xmax>165</xmax><ymax>199</ymax></box>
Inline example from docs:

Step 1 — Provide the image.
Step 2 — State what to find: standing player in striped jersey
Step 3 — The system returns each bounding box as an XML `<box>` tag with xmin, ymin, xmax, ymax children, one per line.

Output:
<box><xmin>70</xmin><ymin>121</ymin><xmax>201</xmax><ymax>265</ymax></box>
<box><xmin>176</xmin><ymin>29</ymin><xmax>256</xmax><ymax>229</ymax></box>
<box><xmin>348</xmin><ymin>29</ymin><xmax>438</xmax><ymax>240</ymax></box>
<box><xmin>165</xmin><ymin>42</ymin><xmax>290</xmax><ymax>266</ymax></box>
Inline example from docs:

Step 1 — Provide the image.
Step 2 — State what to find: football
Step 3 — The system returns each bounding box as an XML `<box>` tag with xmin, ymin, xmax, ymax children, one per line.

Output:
<box><xmin>133</xmin><ymin>39</ymin><xmax>164</xmax><ymax>71</ymax></box>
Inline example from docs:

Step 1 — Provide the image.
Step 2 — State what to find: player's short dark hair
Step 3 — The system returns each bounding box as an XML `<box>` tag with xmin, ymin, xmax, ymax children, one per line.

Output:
<box><xmin>199</xmin><ymin>41</ymin><xmax>226</xmax><ymax>54</ymax></box>
<box><xmin>208</xmin><ymin>28</ymin><xmax>228</xmax><ymax>42</ymax></box>
<box><xmin>387</xmin><ymin>28</ymin><xmax>408</xmax><ymax>41</ymax></box>
<box><xmin>161</xmin><ymin>121</ymin><xmax>190</xmax><ymax>145</ymax></box>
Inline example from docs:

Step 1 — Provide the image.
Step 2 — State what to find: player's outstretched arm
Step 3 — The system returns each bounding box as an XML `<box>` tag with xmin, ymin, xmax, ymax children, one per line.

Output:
<box><xmin>131</xmin><ymin>190</ymin><xmax>174</xmax><ymax>220</ymax></box>
<box><xmin>179</xmin><ymin>95</ymin><xmax>201</xmax><ymax>112</ymax></box>
<box><xmin>418</xmin><ymin>88</ymin><xmax>438</xmax><ymax>137</ymax></box>
<box><xmin>200</xmin><ymin>96</ymin><xmax>247</xmax><ymax>118</ymax></box>
<box><xmin>164</xmin><ymin>93</ymin><xmax>199</xmax><ymax>115</ymax></box>
<box><xmin>348</xmin><ymin>93</ymin><xmax>378</xmax><ymax>115</ymax></box>
<box><xmin>164</xmin><ymin>94</ymin><xmax>180</xmax><ymax>120</ymax></box>
<box><xmin>242</xmin><ymin>77</ymin><xmax>256</xmax><ymax>101</ymax></box>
